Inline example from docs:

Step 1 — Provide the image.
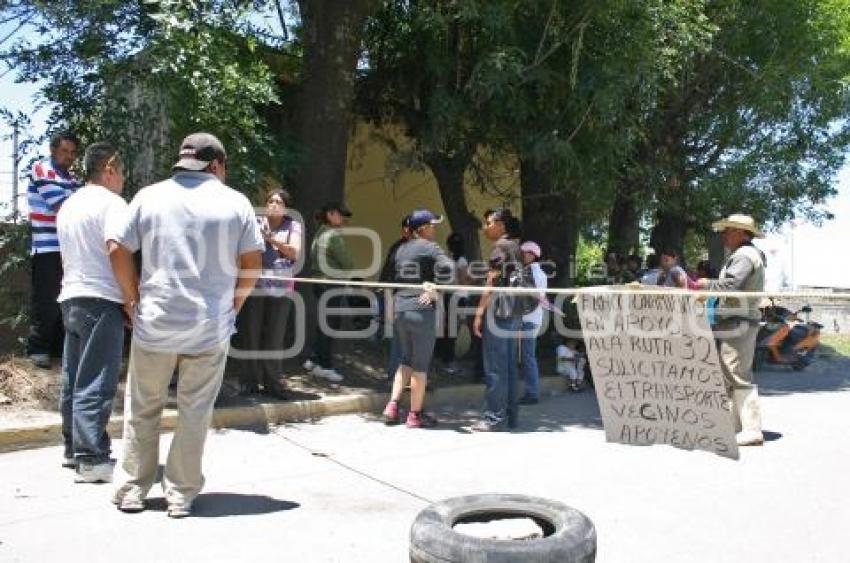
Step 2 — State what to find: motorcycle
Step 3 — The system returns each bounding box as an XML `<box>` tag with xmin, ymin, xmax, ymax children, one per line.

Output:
<box><xmin>754</xmin><ymin>300</ymin><xmax>822</xmax><ymax>371</ymax></box>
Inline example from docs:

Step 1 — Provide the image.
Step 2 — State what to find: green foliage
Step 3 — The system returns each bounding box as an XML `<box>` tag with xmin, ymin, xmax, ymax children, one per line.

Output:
<box><xmin>1</xmin><ymin>0</ymin><xmax>290</xmax><ymax>195</ymax></box>
<box><xmin>3</xmin><ymin>0</ymin><xmax>849</xmax><ymax>249</ymax></box>
<box><xmin>636</xmin><ymin>0</ymin><xmax>850</xmax><ymax>231</ymax></box>
<box><xmin>358</xmin><ymin>1</ymin><xmax>499</xmax><ymax>183</ymax></box>
<box><xmin>0</xmin><ymin>222</ymin><xmax>31</xmax><ymax>329</ymax></box>
<box><xmin>470</xmin><ymin>0</ymin><xmax>714</xmax><ymax>210</ymax></box>
<box><xmin>820</xmin><ymin>333</ymin><xmax>850</xmax><ymax>359</ymax></box>
<box><xmin>573</xmin><ymin>236</ymin><xmax>605</xmax><ymax>286</ymax></box>
<box><xmin>360</xmin><ymin>0</ymin><xmax>717</xmax><ymax>221</ymax></box>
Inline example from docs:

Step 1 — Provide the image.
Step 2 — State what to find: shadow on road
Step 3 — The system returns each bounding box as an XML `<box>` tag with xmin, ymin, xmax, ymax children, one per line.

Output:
<box><xmin>757</xmin><ymin>357</ymin><xmax>850</xmax><ymax>396</ymax></box>
<box><xmin>361</xmin><ymin>389</ymin><xmax>604</xmax><ymax>434</ymax></box>
<box><xmin>145</xmin><ymin>493</ymin><xmax>300</xmax><ymax>518</ymax></box>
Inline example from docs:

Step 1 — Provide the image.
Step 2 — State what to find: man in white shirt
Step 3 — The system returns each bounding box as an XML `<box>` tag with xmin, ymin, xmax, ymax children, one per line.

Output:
<box><xmin>56</xmin><ymin>142</ymin><xmax>129</xmax><ymax>483</ymax></box>
<box><xmin>518</xmin><ymin>241</ymin><xmax>548</xmax><ymax>404</ymax></box>
<box><xmin>110</xmin><ymin>133</ymin><xmax>263</xmax><ymax>518</ymax></box>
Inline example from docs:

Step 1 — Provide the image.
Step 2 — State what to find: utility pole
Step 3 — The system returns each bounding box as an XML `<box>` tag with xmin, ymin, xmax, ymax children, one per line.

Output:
<box><xmin>11</xmin><ymin>120</ymin><xmax>20</xmax><ymax>222</ymax></box>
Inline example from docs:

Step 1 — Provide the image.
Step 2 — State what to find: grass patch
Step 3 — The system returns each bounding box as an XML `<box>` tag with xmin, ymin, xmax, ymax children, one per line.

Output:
<box><xmin>818</xmin><ymin>334</ymin><xmax>850</xmax><ymax>359</ymax></box>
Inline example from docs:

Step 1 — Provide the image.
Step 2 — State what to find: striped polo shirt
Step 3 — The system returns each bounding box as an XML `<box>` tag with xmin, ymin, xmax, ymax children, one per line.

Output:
<box><xmin>28</xmin><ymin>158</ymin><xmax>82</xmax><ymax>254</ymax></box>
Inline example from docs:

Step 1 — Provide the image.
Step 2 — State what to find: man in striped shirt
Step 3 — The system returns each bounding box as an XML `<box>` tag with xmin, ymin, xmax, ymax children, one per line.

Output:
<box><xmin>26</xmin><ymin>131</ymin><xmax>82</xmax><ymax>368</ymax></box>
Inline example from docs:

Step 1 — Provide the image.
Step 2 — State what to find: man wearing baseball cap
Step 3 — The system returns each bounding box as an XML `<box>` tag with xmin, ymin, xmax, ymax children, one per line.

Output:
<box><xmin>694</xmin><ymin>214</ymin><xmax>766</xmax><ymax>446</ymax></box>
<box><xmin>110</xmin><ymin>132</ymin><xmax>264</xmax><ymax>516</ymax></box>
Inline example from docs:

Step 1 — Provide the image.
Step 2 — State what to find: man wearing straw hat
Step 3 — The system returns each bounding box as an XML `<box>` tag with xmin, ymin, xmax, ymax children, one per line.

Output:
<box><xmin>694</xmin><ymin>214</ymin><xmax>766</xmax><ymax>446</ymax></box>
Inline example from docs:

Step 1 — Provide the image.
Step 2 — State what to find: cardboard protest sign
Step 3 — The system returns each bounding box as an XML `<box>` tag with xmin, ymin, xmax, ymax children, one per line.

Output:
<box><xmin>576</xmin><ymin>291</ymin><xmax>739</xmax><ymax>459</ymax></box>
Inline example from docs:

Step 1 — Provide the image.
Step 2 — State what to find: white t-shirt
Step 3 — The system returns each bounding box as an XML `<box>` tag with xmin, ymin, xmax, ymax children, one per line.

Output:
<box><xmin>522</xmin><ymin>262</ymin><xmax>548</xmax><ymax>328</ymax></box>
<box><xmin>115</xmin><ymin>171</ymin><xmax>264</xmax><ymax>354</ymax></box>
<box><xmin>56</xmin><ymin>184</ymin><xmax>129</xmax><ymax>304</ymax></box>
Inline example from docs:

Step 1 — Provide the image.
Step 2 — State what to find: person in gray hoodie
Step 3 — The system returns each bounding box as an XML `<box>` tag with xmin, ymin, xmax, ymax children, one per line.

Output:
<box><xmin>695</xmin><ymin>214</ymin><xmax>766</xmax><ymax>446</ymax></box>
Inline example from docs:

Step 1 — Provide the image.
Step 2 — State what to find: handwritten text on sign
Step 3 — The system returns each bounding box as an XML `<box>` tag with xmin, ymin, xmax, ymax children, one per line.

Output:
<box><xmin>577</xmin><ymin>292</ymin><xmax>739</xmax><ymax>459</ymax></box>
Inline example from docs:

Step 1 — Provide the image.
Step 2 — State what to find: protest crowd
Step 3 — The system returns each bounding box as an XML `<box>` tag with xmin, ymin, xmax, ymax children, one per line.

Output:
<box><xmin>27</xmin><ymin>130</ymin><xmax>766</xmax><ymax>517</ymax></box>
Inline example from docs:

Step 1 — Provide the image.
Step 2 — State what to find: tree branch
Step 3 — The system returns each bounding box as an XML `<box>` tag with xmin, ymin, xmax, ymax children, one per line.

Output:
<box><xmin>274</xmin><ymin>0</ymin><xmax>289</xmax><ymax>41</ymax></box>
<box><xmin>0</xmin><ymin>10</ymin><xmax>34</xmax><ymax>46</ymax></box>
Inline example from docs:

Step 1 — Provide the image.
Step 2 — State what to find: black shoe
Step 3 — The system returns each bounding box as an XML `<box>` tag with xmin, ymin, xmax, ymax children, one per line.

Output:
<box><xmin>518</xmin><ymin>395</ymin><xmax>539</xmax><ymax>405</ymax></box>
<box><xmin>239</xmin><ymin>383</ymin><xmax>260</xmax><ymax>396</ymax></box>
<box><xmin>261</xmin><ymin>380</ymin><xmax>289</xmax><ymax>400</ymax></box>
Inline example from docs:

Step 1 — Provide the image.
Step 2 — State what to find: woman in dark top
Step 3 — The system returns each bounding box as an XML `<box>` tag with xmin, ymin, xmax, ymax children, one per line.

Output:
<box><xmin>382</xmin><ymin>209</ymin><xmax>454</xmax><ymax>428</ymax></box>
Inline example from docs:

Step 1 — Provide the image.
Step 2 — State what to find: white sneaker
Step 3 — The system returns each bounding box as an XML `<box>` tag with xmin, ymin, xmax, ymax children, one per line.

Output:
<box><xmin>75</xmin><ymin>461</ymin><xmax>114</xmax><ymax>483</ymax></box>
<box><xmin>313</xmin><ymin>367</ymin><xmax>343</xmax><ymax>382</ymax></box>
<box><xmin>302</xmin><ymin>359</ymin><xmax>316</xmax><ymax>371</ymax></box>
<box><xmin>736</xmin><ymin>430</ymin><xmax>764</xmax><ymax>446</ymax></box>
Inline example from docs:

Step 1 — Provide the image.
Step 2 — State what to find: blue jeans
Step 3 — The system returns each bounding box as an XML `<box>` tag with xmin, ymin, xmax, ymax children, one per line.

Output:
<box><xmin>60</xmin><ymin>298</ymin><xmax>125</xmax><ymax>463</ymax></box>
<box><xmin>520</xmin><ymin>321</ymin><xmax>540</xmax><ymax>399</ymax></box>
<box><xmin>482</xmin><ymin>316</ymin><xmax>522</xmax><ymax>426</ymax></box>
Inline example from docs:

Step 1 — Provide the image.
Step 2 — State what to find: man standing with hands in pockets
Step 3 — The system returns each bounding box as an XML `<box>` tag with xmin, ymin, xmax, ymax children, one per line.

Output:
<box><xmin>110</xmin><ymin>133</ymin><xmax>263</xmax><ymax>517</ymax></box>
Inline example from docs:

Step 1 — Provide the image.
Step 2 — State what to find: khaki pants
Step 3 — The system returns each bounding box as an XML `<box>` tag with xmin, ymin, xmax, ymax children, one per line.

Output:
<box><xmin>115</xmin><ymin>339</ymin><xmax>228</xmax><ymax>508</ymax></box>
<box><xmin>716</xmin><ymin>320</ymin><xmax>760</xmax><ymax>391</ymax></box>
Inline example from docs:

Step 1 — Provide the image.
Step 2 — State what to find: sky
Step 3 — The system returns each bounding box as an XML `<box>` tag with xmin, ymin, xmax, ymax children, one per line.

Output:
<box><xmin>0</xmin><ymin>73</ymin><xmax>46</xmax><ymax>220</ymax></box>
<box><xmin>756</xmin><ymin>164</ymin><xmax>850</xmax><ymax>290</ymax></box>
<box><xmin>1</xmin><ymin>21</ymin><xmax>849</xmax><ymax>288</ymax></box>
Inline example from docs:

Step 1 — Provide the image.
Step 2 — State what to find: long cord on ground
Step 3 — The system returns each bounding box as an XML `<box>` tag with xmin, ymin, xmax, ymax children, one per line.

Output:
<box><xmin>273</xmin><ymin>429</ymin><xmax>435</xmax><ymax>505</ymax></box>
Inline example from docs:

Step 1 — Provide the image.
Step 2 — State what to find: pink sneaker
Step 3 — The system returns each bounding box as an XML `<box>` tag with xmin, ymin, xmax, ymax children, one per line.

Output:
<box><xmin>383</xmin><ymin>401</ymin><xmax>400</xmax><ymax>425</ymax></box>
<box><xmin>405</xmin><ymin>411</ymin><xmax>437</xmax><ymax>429</ymax></box>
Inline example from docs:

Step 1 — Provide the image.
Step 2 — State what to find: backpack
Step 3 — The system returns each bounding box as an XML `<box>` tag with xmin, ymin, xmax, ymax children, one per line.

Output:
<box><xmin>494</xmin><ymin>263</ymin><xmax>539</xmax><ymax>318</ymax></box>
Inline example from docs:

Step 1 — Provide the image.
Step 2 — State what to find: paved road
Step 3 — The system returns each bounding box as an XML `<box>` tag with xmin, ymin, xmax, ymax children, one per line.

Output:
<box><xmin>1</xmin><ymin>362</ymin><xmax>848</xmax><ymax>562</ymax></box>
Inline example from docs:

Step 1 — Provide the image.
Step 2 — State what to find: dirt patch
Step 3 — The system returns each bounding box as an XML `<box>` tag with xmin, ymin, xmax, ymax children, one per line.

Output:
<box><xmin>0</xmin><ymin>357</ymin><xmax>59</xmax><ymax>410</ymax></box>
<box><xmin>0</xmin><ymin>336</ymin><xmax>563</xmax><ymax>430</ymax></box>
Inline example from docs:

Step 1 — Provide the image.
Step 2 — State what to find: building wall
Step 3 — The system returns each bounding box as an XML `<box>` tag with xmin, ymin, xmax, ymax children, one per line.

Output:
<box><xmin>339</xmin><ymin>123</ymin><xmax>512</xmax><ymax>276</ymax></box>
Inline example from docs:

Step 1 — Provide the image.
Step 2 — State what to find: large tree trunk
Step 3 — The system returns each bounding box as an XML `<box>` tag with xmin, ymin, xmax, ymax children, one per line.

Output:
<box><xmin>520</xmin><ymin>159</ymin><xmax>579</xmax><ymax>288</ymax></box>
<box><xmin>292</xmin><ymin>0</ymin><xmax>375</xmax><ymax>232</ymax></box>
<box><xmin>649</xmin><ymin>168</ymin><xmax>688</xmax><ymax>264</ymax></box>
<box><xmin>607</xmin><ymin>181</ymin><xmax>641</xmax><ymax>256</ymax></box>
<box><xmin>650</xmin><ymin>208</ymin><xmax>688</xmax><ymax>264</ymax></box>
<box><xmin>425</xmin><ymin>153</ymin><xmax>481</xmax><ymax>260</ymax></box>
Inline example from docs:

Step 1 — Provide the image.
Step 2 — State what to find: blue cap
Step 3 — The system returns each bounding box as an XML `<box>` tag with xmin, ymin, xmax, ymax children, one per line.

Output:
<box><xmin>408</xmin><ymin>209</ymin><xmax>444</xmax><ymax>230</ymax></box>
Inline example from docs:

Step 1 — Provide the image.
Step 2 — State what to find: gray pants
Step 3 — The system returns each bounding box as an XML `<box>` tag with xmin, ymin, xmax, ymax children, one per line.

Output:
<box><xmin>115</xmin><ymin>339</ymin><xmax>228</xmax><ymax>508</ymax></box>
<box><xmin>716</xmin><ymin>320</ymin><xmax>760</xmax><ymax>391</ymax></box>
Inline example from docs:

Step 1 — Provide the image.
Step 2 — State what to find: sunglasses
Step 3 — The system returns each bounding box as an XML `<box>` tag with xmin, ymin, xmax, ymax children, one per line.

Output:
<box><xmin>104</xmin><ymin>152</ymin><xmax>122</xmax><ymax>173</ymax></box>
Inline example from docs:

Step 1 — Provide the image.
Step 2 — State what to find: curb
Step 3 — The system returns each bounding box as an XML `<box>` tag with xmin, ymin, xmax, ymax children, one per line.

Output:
<box><xmin>0</xmin><ymin>378</ymin><xmax>565</xmax><ymax>454</ymax></box>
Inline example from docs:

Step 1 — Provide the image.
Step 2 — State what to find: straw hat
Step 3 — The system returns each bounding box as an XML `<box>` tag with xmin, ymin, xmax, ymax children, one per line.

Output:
<box><xmin>711</xmin><ymin>214</ymin><xmax>764</xmax><ymax>238</ymax></box>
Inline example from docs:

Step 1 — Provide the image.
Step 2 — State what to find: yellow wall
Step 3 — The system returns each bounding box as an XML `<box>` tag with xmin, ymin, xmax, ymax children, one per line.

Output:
<box><xmin>342</xmin><ymin>123</ymin><xmax>515</xmax><ymax>277</ymax></box>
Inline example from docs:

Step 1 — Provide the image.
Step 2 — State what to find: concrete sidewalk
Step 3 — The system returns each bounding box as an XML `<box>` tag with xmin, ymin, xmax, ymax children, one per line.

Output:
<box><xmin>0</xmin><ymin>376</ymin><xmax>568</xmax><ymax>453</ymax></box>
<box><xmin>0</xmin><ymin>362</ymin><xmax>848</xmax><ymax>562</ymax></box>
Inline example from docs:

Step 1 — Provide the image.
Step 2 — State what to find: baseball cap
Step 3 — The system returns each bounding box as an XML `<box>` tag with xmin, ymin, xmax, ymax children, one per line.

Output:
<box><xmin>173</xmin><ymin>133</ymin><xmax>227</xmax><ymax>171</ymax></box>
<box><xmin>317</xmin><ymin>201</ymin><xmax>353</xmax><ymax>218</ymax></box>
<box><xmin>408</xmin><ymin>209</ymin><xmax>444</xmax><ymax>230</ymax></box>
<box><xmin>521</xmin><ymin>241</ymin><xmax>542</xmax><ymax>258</ymax></box>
